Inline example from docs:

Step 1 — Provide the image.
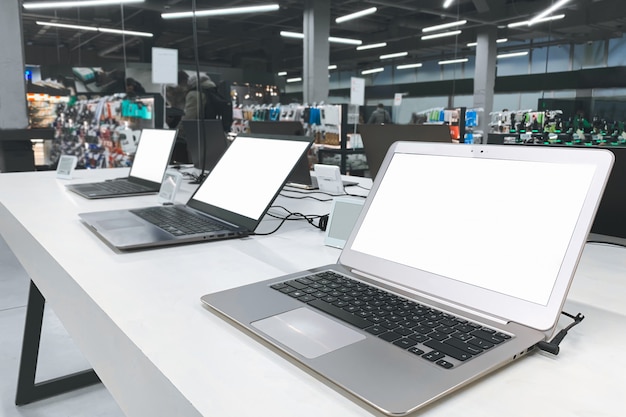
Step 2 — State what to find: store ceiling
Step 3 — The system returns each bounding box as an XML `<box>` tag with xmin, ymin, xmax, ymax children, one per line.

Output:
<box><xmin>21</xmin><ymin>0</ymin><xmax>626</xmax><ymax>75</ymax></box>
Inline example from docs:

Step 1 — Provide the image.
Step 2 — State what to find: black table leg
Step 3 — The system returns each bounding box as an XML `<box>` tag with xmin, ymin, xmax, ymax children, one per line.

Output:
<box><xmin>15</xmin><ymin>280</ymin><xmax>101</xmax><ymax>405</ymax></box>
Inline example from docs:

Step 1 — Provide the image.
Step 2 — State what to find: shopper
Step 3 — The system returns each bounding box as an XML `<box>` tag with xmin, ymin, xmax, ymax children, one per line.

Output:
<box><xmin>368</xmin><ymin>103</ymin><xmax>392</xmax><ymax>124</ymax></box>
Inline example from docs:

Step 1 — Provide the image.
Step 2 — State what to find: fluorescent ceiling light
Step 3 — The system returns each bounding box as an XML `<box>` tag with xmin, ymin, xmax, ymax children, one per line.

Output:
<box><xmin>335</xmin><ymin>7</ymin><xmax>377</xmax><ymax>24</ymax></box>
<box><xmin>356</xmin><ymin>42</ymin><xmax>387</xmax><ymax>50</ymax></box>
<box><xmin>467</xmin><ymin>38</ymin><xmax>508</xmax><ymax>47</ymax></box>
<box><xmin>443</xmin><ymin>0</ymin><xmax>455</xmax><ymax>8</ymax></box>
<box><xmin>397</xmin><ymin>63</ymin><xmax>423</xmax><ymax>70</ymax></box>
<box><xmin>508</xmin><ymin>14</ymin><xmax>565</xmax><ymax>28</ymax></box>
<box><xmin>361</xmin><ymin>67</ymin><xmax>384</xmax><ymax>75</ymax></box>
<box><xmin>421</xmin><ymin>30</ymin><xmax>462</xmax><ymax>40</ymax></box>
<box><xmin>423</xmin><ymin>20</ymin><xmax>467</xmax><ymax>33</ymax></box>
<box><xmin>380</xmin><ymin>51</ymin><xmax>408</xmax><ymax>60</ymax></box>
<box><xmin>281</xmin><ymin>32</ymin><xmax>362</xmax><ymax>45</ymax></box>
<box><xmin>277</xmin><ymin>71</ymin><xmax>287</xmax><ymax>76</ymax></box>
<box><xmin>328</xmin><ymin>36</ymin><xmax>362</xmax><ymax>45</ymax></box>
<box><xmin>497</xmin><ymin>51</ymin><xmax>529</xmax><ymax>59</ymax></box>
<box><xmin>36</xmin><ymin>21</ymin><xmax>97</xmax><ymax>31</ymax></box>
<box><xmin>438</xmin><ymin>58</ymin><xmax>469</xmax><ymax>65</ymax></box>
<box><xmin>98</xmin><ymin>27</ymin><xmax>153</xmax><ymax>37</ymax></box>
<box><xmin>24</xmin><ymin>0</ymin><xmax>143</xmax><ymax>9</ymax></box>
<box><xmin>328</xmin><ymin>65</ymin><xmax>338</xmax><ymax>70</ymax></box>
<box><xmin>162</xmin><ymin>4</ymin><xmax>279</xmax><ymax>19</ymax></box>
<box><xmin>529</xmin><ymin>0</ymin><xmax>571</xmax><ymax>25</ymax></box>
<box><xmin>286</xmin><ymin>77</ymin><xmax>302</xmax><ymax>83</ymax></box>
<box><xmin>280</xmin><ymin>31</ymin><xmax>305</xmax><ymax>39</ymax></box>
<box><xmin>36</xmin><ymin>20</ymin><xmax>152</xmax><ymax>37</ymax></box>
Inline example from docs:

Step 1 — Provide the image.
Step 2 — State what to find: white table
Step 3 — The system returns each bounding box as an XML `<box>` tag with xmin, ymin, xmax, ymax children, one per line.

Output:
<box><xmin>1</xmin><ymin>168</ymin><xmax>625</xmax><ymax>417</ymax></box>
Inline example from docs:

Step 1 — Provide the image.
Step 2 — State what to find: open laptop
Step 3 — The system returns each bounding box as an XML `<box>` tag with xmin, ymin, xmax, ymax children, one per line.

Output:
<box><xmin>359</xmin><ymin>123</ymin><xmax>451</xmax><ymax>179</ymax></box>
<box><xmin>181</xmin><ymin>119</ymin><xmax>229</xmax><ymax>171</ymax></box>
<box><xmin>66</xmin><ymin>129</ymin><xmax>177</xmax><ymax>199</ymax></box>
<box><xmin>201</xmin><ymin>142</ymin><xmax>613</xmax><ymax>415</ymax></box>
<box><xmin>78</xmin><ymin>133</ymin><xmax>313</xmax><ymax>251</ymax></box>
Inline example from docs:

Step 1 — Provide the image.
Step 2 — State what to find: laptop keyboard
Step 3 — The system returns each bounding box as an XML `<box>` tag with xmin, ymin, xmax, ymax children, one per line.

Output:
<box><xmin>91</xmin><ymin>180</ymin><xmax>153</xmax><ymax>195</ymax></box>
<box><xmin>271</xmin><ymin>271</ymin><xmax>511</xmax><ymax>369</ymax></box>
<box><xmin>131</xmin><ymin>206</ymin><xmax>224</xmax><ymax>236</ymax></box>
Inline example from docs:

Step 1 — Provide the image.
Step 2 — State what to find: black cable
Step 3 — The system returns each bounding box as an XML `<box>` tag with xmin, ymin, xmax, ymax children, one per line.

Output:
<box><xmin>536</xmin><ymin>311</ymin><xmax>585</xmax><ymax>355</ymax></box>
<box><xmin>252</xmin><ymin>206</ymin><xmax>329</xmax><ymax>235</ymax></box>
<box><xmin>587</xmin><ymin>240</ymin><xmax>626</xmax><ymax>249</ymax></box>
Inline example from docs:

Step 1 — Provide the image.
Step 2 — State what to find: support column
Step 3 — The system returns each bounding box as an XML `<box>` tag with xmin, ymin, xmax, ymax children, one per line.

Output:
<box><xmin>303</xmin><ymin>0</ymin><xmax>330</xmax><ymax>104</ymax></box>
<box><xmin>473</xmin><ymin>27</ymin><xmax>497</xmax><ymax>141</ymax></box>
<box><xmin>0</xmin><ymin>0</ymin><xmax>28</xmax><ymax>129</ymax></box>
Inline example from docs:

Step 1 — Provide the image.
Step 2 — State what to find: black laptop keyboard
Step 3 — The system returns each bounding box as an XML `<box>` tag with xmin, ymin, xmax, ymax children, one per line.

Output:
<box><xmin>271</xmin><ymin>271</ymin><xmax>511</xmax><ymax>369</ymax></box>
<box><xmin>92</xmin><ymin>180</ymin><xmax>153</xmax><ymax>195</ymax></box>
<box><xmin>131</xmin><ymin>206</ymin><xmax>224</xmax><ymax>236</ymax></box>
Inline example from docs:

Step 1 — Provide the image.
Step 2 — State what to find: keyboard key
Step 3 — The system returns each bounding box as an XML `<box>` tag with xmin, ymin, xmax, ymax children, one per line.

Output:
<box><xmin>378</xmin><ymin>331</ymin><xmax>403</xmax><ymax>343</ymax></box>
<box><xmin>424</xmin><ymin>340</ymin><xmax>472</xmax><ymax>361</ymax></box>
<box><xmin>307</xmin><ymin>299</ymin><xmax>371</xmax><ymax>329</ymax></box>
<box><xmin>393</xmin><ymin>338</ymin><xmax>417</xmax><ymax>349</ymax></box>
<box><xmin>436</xmin><ymin>359</ymin><xmax>454</xmax><ymax>369</ymax></box>
<box><xmin>423</xmin><ymin>350</ymin><xmax>445</xmax><ymax>362</ymax></box>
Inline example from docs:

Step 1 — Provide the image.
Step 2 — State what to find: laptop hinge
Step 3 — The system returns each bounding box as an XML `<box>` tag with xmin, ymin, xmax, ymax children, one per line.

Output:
<box><xmin>350</xmin><ymin>268</ymin><xmax>509</xmax><ymax>326</ymax></box>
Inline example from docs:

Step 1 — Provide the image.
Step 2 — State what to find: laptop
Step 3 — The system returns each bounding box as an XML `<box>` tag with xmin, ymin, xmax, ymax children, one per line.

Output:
<box><xmin>78</xmin><ymin>133</ymin><xmax>314</xmax><ymax>251</ymax></box>
<box><xmin>359</xmin><ymin>123</ymin><xmax>451</xmax><ymax>179</ymax></box>
<box><xmin>66</xmin><ymin>129</ymin><xmax>177</xmax><ymax>199</ymax></box>
<box><xmin>180</xmin><ymin>119</ymin><xmax>229</xmax><ymax>171</ymax></box>
<box><xmin>201</xmin><ymin>142</ymin><xmax>613</xmax><ymax>415</ymax></box>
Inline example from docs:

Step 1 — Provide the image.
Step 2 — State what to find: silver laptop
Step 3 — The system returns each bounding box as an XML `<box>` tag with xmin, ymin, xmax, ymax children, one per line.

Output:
<box><xmin>66</xmin><ymin>129</ymin><xmax>177</xmax><ymax>199</ymax></box>
<box><xmin>201</xmin><ymin>142</ymin><xmax>613</xmax><ymax>415</ymax></box>
<box><xmin>79</xmin><ymin>134</ymin><xmax>313</xmax><ymax>251</ymax></box>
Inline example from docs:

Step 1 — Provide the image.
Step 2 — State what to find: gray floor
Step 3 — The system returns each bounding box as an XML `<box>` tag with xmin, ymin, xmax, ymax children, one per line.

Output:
<box><xmin>0</xmin><ymin>235</ymin><xmax>126</xmax><ymax>417</ymax></box>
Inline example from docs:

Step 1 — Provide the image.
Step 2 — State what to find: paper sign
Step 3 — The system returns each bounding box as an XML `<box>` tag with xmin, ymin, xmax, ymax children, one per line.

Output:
<box><xmin>394</xmin><ymin>93</ymin><xmax>403</xmax><ymax>106</ymax></box>
<box><xmin>350</xmin><ymin>77</ymin><xmax>365</xmax><ymax>106</ymax></box>
<box><xmin>152</xmin><ymin>47</ymin><xmax>178</xmax><ymax>84</ymax></box>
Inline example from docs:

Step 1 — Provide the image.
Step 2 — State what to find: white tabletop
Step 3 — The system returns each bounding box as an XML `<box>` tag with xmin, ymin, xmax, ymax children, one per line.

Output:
<box><xmin>0</xmin><ymin>168</ymin><xmax>624</xmax><ymax>417</ymax></box>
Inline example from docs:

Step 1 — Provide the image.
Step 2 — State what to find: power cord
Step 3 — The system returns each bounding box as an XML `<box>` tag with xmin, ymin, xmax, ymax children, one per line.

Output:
<box><xmin>536</xmin><ymin>311</ymin><xmax>585</xmax><ymax>355</ymax></box>
<box><xmin>252</xmin><ymin>206</ymin><xmax>329</xmax><ymax>236</ymax></box>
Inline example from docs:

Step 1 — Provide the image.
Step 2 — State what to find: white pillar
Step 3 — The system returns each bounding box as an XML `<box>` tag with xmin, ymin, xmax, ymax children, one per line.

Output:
<box><xmin>303</xmin><ymin>0</ymin><xmax>330</xmax><ymax>104</ymax></box>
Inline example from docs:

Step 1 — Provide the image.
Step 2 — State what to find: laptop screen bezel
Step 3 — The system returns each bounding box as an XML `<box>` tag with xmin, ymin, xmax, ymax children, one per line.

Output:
<box><xmin>338</xmin><ymin>142</ymin><xmax>614</xmax><ymax>332</ymax></box>
<box><xmin>186</xmin><ymin>133</ymin><xmax>314</xmax><ymax>232</ymax></box>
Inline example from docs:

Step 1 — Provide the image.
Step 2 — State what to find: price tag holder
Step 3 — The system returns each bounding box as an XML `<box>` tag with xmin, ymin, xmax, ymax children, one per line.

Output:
<box><xmin>56</xmin><ymin>155</ymin><xmax>78</xmax><ymax>179</ymax></box>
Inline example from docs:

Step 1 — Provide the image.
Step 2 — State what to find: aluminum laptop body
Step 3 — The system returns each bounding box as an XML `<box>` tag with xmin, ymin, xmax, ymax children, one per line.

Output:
<box><xmin>66</xmin><ymin>129</ymin><xmax>177</xmax><ymax>199</ymax></box>
<box><xmin>201</xmin><ymin>142</ymin><xmax>613</xmax><ymax>415</ymax></box>
<box><xmin>359</xmin><ymin>123</ymin><xmax>451</xmax><ymax>179</ymax></box>
<box><xmin>181</xmin><ymin>119</ymin><xmax>229</xmax><ymax>171</ymax></box>
<box><xmin>79</xmin><ymin>134</ymin><xmax>313</xmax><ymax>251</ymax></box>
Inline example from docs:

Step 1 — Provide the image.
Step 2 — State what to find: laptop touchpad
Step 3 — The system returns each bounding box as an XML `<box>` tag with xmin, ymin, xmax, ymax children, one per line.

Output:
<box><xmin>252</xmin><ymin>308</ymin><xmax>365</xmax><ymax>359</ymax></box>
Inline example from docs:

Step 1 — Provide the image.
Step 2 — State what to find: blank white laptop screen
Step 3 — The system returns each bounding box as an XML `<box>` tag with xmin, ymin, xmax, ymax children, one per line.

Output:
<box><xmin>193</xmin><ymin>136</ymin><xmax>311</xmax><ymax>220</ymax></box>
<box><xmin>129</xmin><ymin>129</ymin><xmax>177</xmax><ymax>182</ymax></box>
<box><xmin>350</xmin><ymin>153</ymin><xmax>596</xmax><ymax>306</ymax></box>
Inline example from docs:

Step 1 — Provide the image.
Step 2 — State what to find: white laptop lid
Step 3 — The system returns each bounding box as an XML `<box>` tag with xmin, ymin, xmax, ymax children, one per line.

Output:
<box><xmin>186</xmin><ymin>134</ymin><xmax>314</xmax><ymax>231</ymax></box>
<box><xmin>339</xmin><ymin>142</ymin><xmax>614</xmax><ymax>332</ymax></box>
<box><xmin>128</xmin><ymin>129</ymin><xmax>177</xmax><ymax>182</ymax></box>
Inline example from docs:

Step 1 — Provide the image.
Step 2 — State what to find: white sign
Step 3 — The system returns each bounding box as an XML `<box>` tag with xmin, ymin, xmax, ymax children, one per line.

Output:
<box><xmin>152</xmin><ymin>47</ymin><xmax>178</xmax><ymax>85</ymax></box>
<box><xmin>350</xmin><ymin>77</ymin><xmax>365</xmax><ymax>106</ymax></box>
<box><xmin>394</xmin><ymin>93</ymin><xmax>403</xmax><ymax>106</ymax></box>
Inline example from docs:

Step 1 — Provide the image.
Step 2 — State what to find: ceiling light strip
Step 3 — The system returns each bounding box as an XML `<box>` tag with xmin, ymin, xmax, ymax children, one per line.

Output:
<box><xmin>380</xmin><ymin>51</ymin><xmax>408</xmax><ymax>60</ymax></box>
<box><xmin>335</xmin><ymin>7</ymin><xmax>377</xmax><ymax>24</ymax></box>
<box><xmin>397</xmin><ymin>63</ymin><xmax>423</xmax><ymax>70</ymax></box>
<box><xmin>24</xmin><ymin>0</ymin><xmax>144</xmax><ymax>9</ymax></box>
<box><xmin>443</xmin><ymin>0</ymin><xmax>455</xmax><ymax>8</ymax></box>
<box><xmin>361</xmin><ymin>67</ymin><xmax>384</xmax><ymax>75</ymax></box>
<box><xmin>508</xmin><ymin>14</ymin><xmax>565</xmax><ymax>28</ymax></box>
<box><xmin>422</xmin><ymin>20</ymin><xmax>467</xmax><ymax>33</ymax></box>
<box><xmin>421</xmin><ymin>30</ymin><xmax>462</xmax><ymax>40</ymax></box>
<box><xmin>438</xmin><ymin>58</ymin><xmax>469</xmax><ymax>65</ymax></box>
<box><xmin>328</xmin><ymin>36</ymin><xmax>362</xmax><ymax>45</ymax></box>
<box><xmin>36</xmin><ymin>20</ymin><xmax>152</xmax><ymax>37</ymax></box>
<box><xmin>162</xmin><ymin>4</ymin><xmax>279</xmax><ymax>19</ymax></box>
<box><xmin>356</xmin><ymin>42</ymin><xmax>387</xmax><ymax>50</ymax></box>
<box><xmin>497</xmin><ymin>51</ymin><xmax>529</xmax><ymax>59</ymax></box>
<box><xmin>529</xmin><ymin>0</ymin><xmax>571</xmax><ymax>25</ymax></box>
<box><xmin>286</xmin><ymin>77</ymin><xmax>302</xmax><ymax>83</ymax></box>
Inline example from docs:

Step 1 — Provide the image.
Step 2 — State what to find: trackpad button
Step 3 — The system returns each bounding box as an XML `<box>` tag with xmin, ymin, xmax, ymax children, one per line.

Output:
<box><xmin>252</xmin><ymin>308</ymin><xmax>365</xmax><ymax>359</ymax></box>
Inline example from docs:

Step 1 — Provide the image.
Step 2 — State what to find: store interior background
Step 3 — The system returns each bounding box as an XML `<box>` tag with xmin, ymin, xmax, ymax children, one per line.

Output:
<box><xmin>20</xmin><ymin>0</ymin><xmax>626</xmax><ymax>128</ymax></box>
